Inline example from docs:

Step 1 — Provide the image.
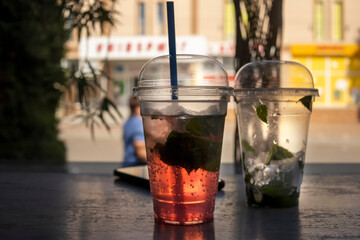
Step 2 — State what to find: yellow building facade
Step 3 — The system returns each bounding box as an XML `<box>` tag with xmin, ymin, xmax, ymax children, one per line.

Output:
<box><xmin>291</xmin><ymin>44</ymin><xmax>360</xmax><ymax>107</ymax></box>
<box><xmin>282</xmin><ymin>0</ymin><xmax>360</xmax><ymax>111</ymax></box>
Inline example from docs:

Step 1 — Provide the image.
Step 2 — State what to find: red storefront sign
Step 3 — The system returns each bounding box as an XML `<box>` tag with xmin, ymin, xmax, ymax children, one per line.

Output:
<box><xmin>79</xmin><ymin>36</ymin><xmax>207</xmax><ymax>60</ymax></box>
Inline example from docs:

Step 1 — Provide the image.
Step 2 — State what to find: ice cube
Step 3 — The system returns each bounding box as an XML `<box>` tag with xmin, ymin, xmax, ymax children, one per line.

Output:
<box><xmin>198</xmin><ymin>105</ymin><xmax>220</xmax><ymax>115</ymax></box>
<box><xmin>246</xmin><ymin>151</ymin><xmax>267</xmax><ymax>169</ymax></box>
<box><xmin>145</xmin><ymin>118</ymin><xmax>172</xmax><ymax>144</ymax></box>
<box><xmin>263</xmin><ymin>165</ymin><xmax>278</xmax><ymax>184</ymax></box>
<box><xmin>158</xmin><ymin>103</ymin><xmax>197</xmax><ymax>116</ymax></box>
<box><xmin>277</xmin><ymin>154</ymin><xmax>297</xmax><ymax>171</ymax></box>
<box><xmin>247</xmin><ymin>162</ymin><xmax>268</xmax><ymax>187</ymax></box>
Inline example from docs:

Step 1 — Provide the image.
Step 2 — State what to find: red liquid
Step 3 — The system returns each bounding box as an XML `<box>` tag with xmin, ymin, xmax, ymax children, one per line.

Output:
<box><xmin>148</xmin><ymin>156</ymin><xmax>219</xmax><ymax>224</ymax></box>
<box><xmin>143</xmin><ymin>115</ymin><xmax>224</xmax><ymax>225</ymax></box>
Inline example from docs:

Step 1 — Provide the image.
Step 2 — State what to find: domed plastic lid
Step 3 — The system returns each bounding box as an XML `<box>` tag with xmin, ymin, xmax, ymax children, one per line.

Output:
<box><xmin>234</xmin><ymin>60</ymin><xmax>319</xmax><ymax>97</ymax></box>
<box><xmin>137</xmin><ymin>54</ymin><xmax>229</xmax><ymax>88</ymax></box>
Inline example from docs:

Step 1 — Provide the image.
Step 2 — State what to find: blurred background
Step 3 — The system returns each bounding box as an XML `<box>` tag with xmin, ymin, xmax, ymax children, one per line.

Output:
<box><xmin>1</xmin><ymin>0</ymin><xmax>360</xmax><ymax>167</ymax></box>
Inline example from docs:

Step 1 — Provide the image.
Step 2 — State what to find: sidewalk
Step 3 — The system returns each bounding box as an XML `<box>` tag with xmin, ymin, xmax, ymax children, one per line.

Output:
<box><xmin>58</xmin><ymin>111</ymin><xmax>360</xmax><ymax>164</ymax></box>
<box><xmin>307</xmin><ymin>122</ymin><xmax>360</xmax><ymax>163</ymax></box>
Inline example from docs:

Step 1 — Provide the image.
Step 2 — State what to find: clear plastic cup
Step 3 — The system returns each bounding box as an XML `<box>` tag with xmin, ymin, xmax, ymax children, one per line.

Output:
<box><xmin>134</xmin><ymin>54</ymin><xmax>232</xmax><ymax>224</ymax></box>
<box><xmin>234</xmin><ymin>60</ymin><xmax>319</xmax><ymax>208</ymax></box>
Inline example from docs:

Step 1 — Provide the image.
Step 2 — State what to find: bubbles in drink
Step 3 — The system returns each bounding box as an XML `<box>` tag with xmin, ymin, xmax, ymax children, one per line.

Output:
<box><xmin>143</xmin><ymin>113</ymin><xmax>225</xmax><ymax>223</ymax></box>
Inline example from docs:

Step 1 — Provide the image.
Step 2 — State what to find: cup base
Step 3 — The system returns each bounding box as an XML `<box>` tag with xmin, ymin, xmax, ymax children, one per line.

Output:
<box><xmin>153</xmin><ymin>199</ymin><xmax>215</xmax><ymax>225</ymax></box>
<box><xmin>246</xmin><ymin>184</ymin><xmax>299</xmax><ymax>208</ymax></box>
<box><xmin>155</xmin><ymin>216</ymin><xmax>213</xmax><ymax>225</ymax></box>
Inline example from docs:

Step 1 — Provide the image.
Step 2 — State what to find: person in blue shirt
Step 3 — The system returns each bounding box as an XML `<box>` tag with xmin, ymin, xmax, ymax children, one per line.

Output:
<box><xmin>123</xmin><ymin>97</ymin><xmax>147</xmax><ymax>167</ymax></box>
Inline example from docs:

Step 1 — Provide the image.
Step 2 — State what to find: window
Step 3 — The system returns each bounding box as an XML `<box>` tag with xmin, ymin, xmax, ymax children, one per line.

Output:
<box><xmin>155</xmin><ymin>2</ymin><xmax>165</xmax><ymax>35</ymax></box>
<box><xmin>334</xmin><ymin>90</ymin><xmax>341</xmax><ymax>100</ymax></box>
<box><xmin>331</xmin><ymin>1</ymin><xmax>343</xmax><ymax>41</ymax></box>
<box><xmin>224</xmin><ymin>1</ymin><xmax>236</xmax><ymax>41</ymax></box>
<box><xmin>314</xmin><ymin>0</ymin><xmax>325</xmax><ymax>41</ymax></box>
<box><xmin>138</xmin><ymin>2</ymin><xmax>146</xmax><ymax>35</ymax></box>
<box><xmin>313</xmin><ymin>0</ymin><xmax>343</xmax><ymax>42</ymax></box>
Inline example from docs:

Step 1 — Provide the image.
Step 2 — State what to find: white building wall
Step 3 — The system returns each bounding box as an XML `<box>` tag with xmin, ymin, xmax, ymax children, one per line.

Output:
<box><xmin>283</xmin><ymin>0</ymin><xmax>313</xmax><ymax>45</ymax></box>
<box><xmin>343</xmin><ymin>0</ymin><xmax>360</xmax><ymax>43</ymax></box>
<box><xmin>197</xmin><ymin>0</ymin><xmax>224</xmax><ymax>42</ymax></box>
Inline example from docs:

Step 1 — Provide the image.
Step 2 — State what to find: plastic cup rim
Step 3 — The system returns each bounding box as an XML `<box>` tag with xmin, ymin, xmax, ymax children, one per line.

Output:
<box><xmin>233</xmin><ymin>87</ymin><xmax>319</xmax><ymax>96</ymax></box>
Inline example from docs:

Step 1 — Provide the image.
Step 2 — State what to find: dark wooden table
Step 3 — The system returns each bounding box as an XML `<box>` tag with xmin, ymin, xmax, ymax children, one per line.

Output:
<box><xmin>0</xmin><ymin>163</ymin><xmax>359</xmax><ymax>239</ymax></box>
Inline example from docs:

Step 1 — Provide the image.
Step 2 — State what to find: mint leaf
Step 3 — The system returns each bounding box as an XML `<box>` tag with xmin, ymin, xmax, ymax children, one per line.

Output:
<box><xmin>242</xmin><ymin>140</ymin><xmax>256</xmax><ymax>154</ymax></box>
<box><xmin>185</xmin><ymin>116</ymin><xmax>224</xmax><ymax>137</ymax></box>
<box><xmin>262</xmin><ymin>183</ymin><xmax>297</xmax><ymax>199</ymax></box>
<box><xmin>299</xmin><ymin>96</ymin><xmax>312</xmax><ymax>111</ymax></box>
<box><xmin>256</xmin><ymin>104</ymin><xmax>268</xmax><ymax>124</ymax></box>
<box><xmin>265</xmin><ymin>144</ymin><xmax>294</xmax><ymax>165</ymax></box>
<box><xmin>154</xmin><ymin>131</ymin><xmax>222</xmax><ymax>173</ymax></box>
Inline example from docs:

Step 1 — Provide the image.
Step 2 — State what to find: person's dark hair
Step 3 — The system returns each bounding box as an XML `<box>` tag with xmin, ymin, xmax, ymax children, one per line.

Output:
<box><xmin>129</xmin><ymin>96</ymin><xmax>139</xmax><ymax>113</ymax></box>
